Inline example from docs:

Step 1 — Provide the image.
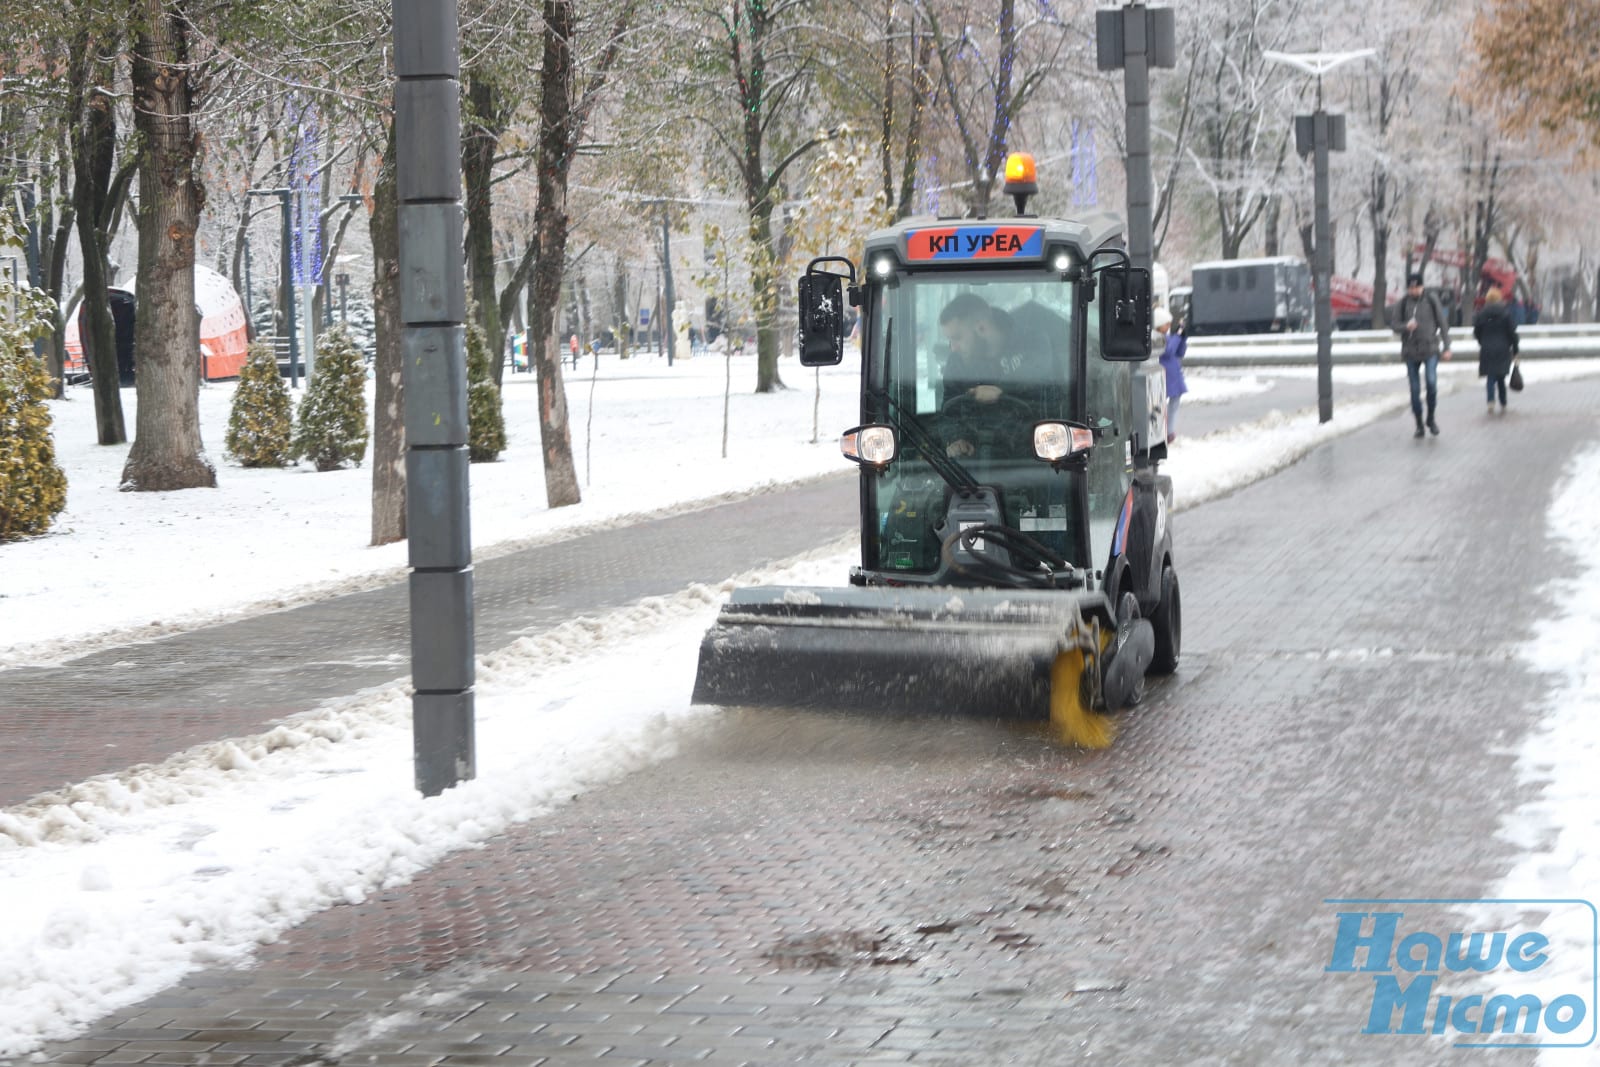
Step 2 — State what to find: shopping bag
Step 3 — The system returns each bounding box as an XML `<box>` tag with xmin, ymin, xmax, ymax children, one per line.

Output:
<box><xmin>1509</xmin><ymin>361</ymin><xmax>1524</xmax><ymax>392</ymax></box>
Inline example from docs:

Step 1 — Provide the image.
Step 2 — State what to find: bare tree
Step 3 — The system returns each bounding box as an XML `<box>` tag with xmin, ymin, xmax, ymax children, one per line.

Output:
<box><xmin>1182</xmin><ymin>0</ymin><xmax>1303</xmax><ymax>259</ymax></box>
<box><xmin>121</xmin><ymin>0</ymin><xmax>215</xmax><ymax>491</ymax></box>
<box><xmin>369</xmin><ymin>120</ymin><xmax>405</xmax><ymax>545</ymax></box>
<box><xmin>68</xmin><ymin>24</ymin><xmax>132</xmax><ymax>443</ymax></box>
<box><xmin>924</xmin><ymin>0</ymin><xmax>1068</xmax><ymax>216</ymax></box>
<box><xmin>526</xmin><ymin>0</ymin><xmax>635</xmax><ymax>508</ymax></box>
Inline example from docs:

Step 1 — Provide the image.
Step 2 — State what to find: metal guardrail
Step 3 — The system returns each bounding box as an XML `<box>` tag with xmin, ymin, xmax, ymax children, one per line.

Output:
<box><xmin>1183</xmin><ymin>323</ymin><xmax>1600</xmax><ymax>366</ymax></box>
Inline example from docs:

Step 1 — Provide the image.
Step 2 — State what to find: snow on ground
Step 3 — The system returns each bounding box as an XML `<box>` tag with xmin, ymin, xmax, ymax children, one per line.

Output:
<box><xmin>3</xmin><ymin>355</ymin><xmax>1600</xmax><ymax>1058</ymax></box>
<box><xmin>1481</xmin><ymin>442</ymin><xmax>1600</xmax><ymax>1059</ymax></box>
<box><xmin>1</xmin><ymin>352</ymin><xmax>860</xmax><ymax>666</ymax></box>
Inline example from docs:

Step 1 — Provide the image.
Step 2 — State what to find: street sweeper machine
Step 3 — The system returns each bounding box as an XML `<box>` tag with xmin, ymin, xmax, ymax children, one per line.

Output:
<box><xmin>692</xmin><ymin>154</ymin><xmax>1181</xmax><ymax>747</ymax></box>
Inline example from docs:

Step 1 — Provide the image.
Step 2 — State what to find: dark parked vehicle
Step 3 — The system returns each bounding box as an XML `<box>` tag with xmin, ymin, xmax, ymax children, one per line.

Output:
<box><xmin>1187</xmin><ymin>256</ymin><xmax>1311</xmax><ymax>336</ymax></box>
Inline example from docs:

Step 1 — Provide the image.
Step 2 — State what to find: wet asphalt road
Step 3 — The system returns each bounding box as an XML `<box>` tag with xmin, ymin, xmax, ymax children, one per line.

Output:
<box><xmin>18</xmin><ymin>371</ymin><xmax>1597</xmax><ymax>1065</ymax></box>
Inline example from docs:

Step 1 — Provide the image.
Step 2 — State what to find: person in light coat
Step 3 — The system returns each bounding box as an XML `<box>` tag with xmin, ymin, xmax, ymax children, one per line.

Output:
<box><xmin>1154</xmin><ymin>306</ymin><xmax>1187</xmax><ymax>443</ymax></box>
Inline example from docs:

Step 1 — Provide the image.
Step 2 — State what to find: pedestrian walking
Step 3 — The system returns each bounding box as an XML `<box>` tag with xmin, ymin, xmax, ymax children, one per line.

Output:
<box><xmin>1154</xmin><ymin>306</ymin><xmax>1187</xmax><ymax>443</ymax></box>
<box><xmin>568</xmin><ymin>334</ymin><xmax>580</xmax><ymax>370</ymax></box>
<box><xmin>1393</xmin><ymin>272</ymin><xmax>1452</xmax><ymax>437</ymax></box>
<box><xmin>1473</xmin><ymin>287</ymin><xmax>1519</xmax><ymax>416</ymax></box>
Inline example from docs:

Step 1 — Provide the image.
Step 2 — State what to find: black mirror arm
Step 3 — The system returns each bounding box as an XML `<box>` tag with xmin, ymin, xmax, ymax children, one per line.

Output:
<box><xmin>1087</xmin><ymin>247</ymin><xmax>1132</xmax><ymax>276</ymax></box>
<box><xmin>805</xmin><ymin>256</ymin><xmax>857</xmax><ymax>285</ymax></box>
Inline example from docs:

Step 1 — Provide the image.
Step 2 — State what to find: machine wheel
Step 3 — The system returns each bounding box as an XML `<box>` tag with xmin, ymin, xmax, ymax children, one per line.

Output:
<box><xmin>1116</xmin><ymin>591</ymin><xmax>1146</xmax><ymax>707</ymax></box>
<box><xmin>1149</xmin><ymin>564</ymin><xmax>1181</xmax><ymax>675</ymax></box>
<box><xmin>1049</xmin><ymin>647</ymin><xmax>1116</xmax><ymax>749</ymax></box>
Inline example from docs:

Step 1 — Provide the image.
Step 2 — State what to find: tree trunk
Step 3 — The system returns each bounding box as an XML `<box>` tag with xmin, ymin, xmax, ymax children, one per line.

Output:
<box><xmin>72</xmin><ymin>66</ymin><xmax>125</xmax><ymax>444</ymax></box>
<box><xmin>577</xmin><ymin>268</ymin><xmax>591</xmax><ymax>345</ymax></box>
<box><xmin>529</xmin><ymin>0</ymin><xmax>581</xmax><ymax>508</ymax></box>
<box><xmin>1371</xmin><ymin>226</ymin><xmax>1390</xmax><ymax>330</ymax></box>
<box><xmin>45</xmin><ymin>203</ymin><xmax>74</xmax><ymax>399</ymax></box>
<box><xmin>369</xmin><ymin>123</ymin><xmax>405</xmax><ymax>545</ymax></box>
<box><xmin>121</xmin><ymin>0</ymin><xmax>214</xmax><ymax>491</ymax></box>
<box><xmin>612</xmin><ymin>262</ymin><xmax>629</xmax><ymax>357</ymax></box>
<box><xmin>749</xmin><ymin>195</ymin><xmax>783</xmax><ymax>392</ymax></box>
<box><xmin>463</xmin><ymin>74</ymin><xmax>505</xmax><ymax>384</ymax></box>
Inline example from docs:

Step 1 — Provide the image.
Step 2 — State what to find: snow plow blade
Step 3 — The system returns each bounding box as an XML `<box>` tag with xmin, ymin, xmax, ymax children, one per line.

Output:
<box><xmin>691</xmin><ymin>585</ymin><xmax>1117</xmax><ymax>724</ymax></box>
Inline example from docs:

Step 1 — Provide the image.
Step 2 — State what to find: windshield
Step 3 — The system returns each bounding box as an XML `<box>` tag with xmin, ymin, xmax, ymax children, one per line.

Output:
<box><xmin>861</xmin><ymin>271</ymin><xmax>1085</xmax><ymax>576</ymax></box>
<box><xmin>867</xmin><ymin>272</ymin><xmax>1078</xmax><ymax>422</ymax></box>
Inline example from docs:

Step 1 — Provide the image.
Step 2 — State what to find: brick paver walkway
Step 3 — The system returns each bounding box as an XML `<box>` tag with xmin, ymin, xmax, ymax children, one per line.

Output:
<box><xmin>11</xmin><ymin>373</ymin><xmax>1592</xmax><ymax>1064</ymax></box>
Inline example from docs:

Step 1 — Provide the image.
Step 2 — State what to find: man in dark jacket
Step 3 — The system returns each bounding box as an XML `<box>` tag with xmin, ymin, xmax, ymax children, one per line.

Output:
<box><xmin>937</xmin><ymin>293</ymin><xmax>1067</xmax><ymax>457</ymax></box>
<box><xmin>1393</xmin><ymin>273</ymin><xmax>1452</xmax><ymax>437</ymax></box>
<box><xmin>1473</xmin><ymin>287</ymin><xmax>1519</xmax><ymax>414</ymax></box>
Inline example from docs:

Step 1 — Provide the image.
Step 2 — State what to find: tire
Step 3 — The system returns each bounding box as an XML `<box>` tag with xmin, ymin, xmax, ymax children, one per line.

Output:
<box><xmin>1149</xmin><ymin>564</ymin><xmax>1181</xmax><ymax>675</ymax></box>
<box><xmin>1116</xmin><ymin>590</ymin><xmax>1146</xmax><ymax>707</ymax></box>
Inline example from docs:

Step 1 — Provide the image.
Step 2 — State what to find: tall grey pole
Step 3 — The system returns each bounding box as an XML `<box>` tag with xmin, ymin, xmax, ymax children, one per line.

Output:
<box><xmin>1296</xmin><ymin>106</ymin><xmax>1345</xmax><ymax>424</ymax></box>
<box><xmin>247</xmin><ymin>189</ymin><xmax>302</xmax><ymax>388</ymax></box>
<box><xmin>662</xmin><ymin>206</ymin><xmax>675</xmax><ymax>366</ymax></box>
<box><xmin>1096</xmin><ymin>3</ymin><xmax>1175</xmax><ymax>276</ymax></box>
<box><xmin>1312</xmin><ymin>112</ymin><xmax>1333</xmax><ymax>423</ymax></box>
<box><xmin>283</xmin><ymin>194</ymin><xmax>300</xmax><ymax>386</ymax></box>
<box><xmin>395</xmin><ymin>0</ymin><xmax>475</xmax><ymax>796</ymax></box>
<box><xmin>1268</xmin><ymin>49</ymin><xmax>1370</xmax><ymax>423</ymax></box>
<box><xmin>243</xmin><ymin>234</ymin><xmax>253</xmax><ymax>337</ymax></box>
<box><xmin>1122</xmin><ymin>8</ymin><xmax>1152</xmax><ymax>274</ymax></box>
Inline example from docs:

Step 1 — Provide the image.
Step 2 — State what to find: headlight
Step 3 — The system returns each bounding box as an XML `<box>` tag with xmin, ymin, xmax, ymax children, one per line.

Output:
<box><xmin>1034</xmin><ymin>422</ymin><xmax>1095</xmax><ymax>461</ymax></box>
<box><xmin>873</xmin><ymin>257</ymin><xmax>894</xmax><ymax>279</ymax></box>
<box><xmin>841</xmin><ymin>424</ymin><xmax>897</xmax><ymax>466</ymax></box>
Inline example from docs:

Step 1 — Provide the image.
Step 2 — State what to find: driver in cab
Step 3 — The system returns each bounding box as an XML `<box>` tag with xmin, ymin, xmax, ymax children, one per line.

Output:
<box><xmin>937</xmin><ymin>293</ymin><xmax>1061</xmax><ymax>458</ymax></box>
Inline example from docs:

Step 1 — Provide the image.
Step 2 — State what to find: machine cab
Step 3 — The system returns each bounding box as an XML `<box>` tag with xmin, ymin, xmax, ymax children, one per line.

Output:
<box><xmin>800</xmin><ymin>187</ymin><xmax>1154</xmax><ymax>590</ymax></box>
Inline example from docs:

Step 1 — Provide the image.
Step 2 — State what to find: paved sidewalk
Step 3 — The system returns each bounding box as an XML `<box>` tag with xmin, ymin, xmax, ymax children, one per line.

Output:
<box><xmin>1176</xmin><ymin>362</ymin><xmax>1472</xmax><ymax>439</ymax></box>
<box><xmin>0</xmin><ymin>367</ymin><xmax>1417</xmax><ymax>806</ymax></box>
<box><xmin>17</xmin><ymin>373</ymin><xmax>1597</xmax><ymax>1064</ymax></box>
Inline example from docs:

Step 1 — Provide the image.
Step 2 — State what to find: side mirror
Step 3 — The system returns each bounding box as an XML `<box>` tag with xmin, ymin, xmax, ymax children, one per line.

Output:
<box><xmin>798</xmin><ymin>261</ymin><xmax>852</xmax><ymax>367</ymax></box>
<box><xmin>1098</xmin><ymin>265</ymin><xmax>1153</xmax><ymax>361</ymax></box>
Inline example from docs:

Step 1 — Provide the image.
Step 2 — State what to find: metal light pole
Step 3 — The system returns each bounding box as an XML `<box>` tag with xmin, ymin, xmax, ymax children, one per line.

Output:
<box><xmin>243</xmin><ymin>233</ymin><xmax>253</xmax><ymax>338</ymax></box>
<box><xmin>395</xmin><ymin>0</ymin><xmax>475</xmax><ymax>796</ymax></box>
<box><xmin>1264</xmin><ymin>50</ymin><xmax>1373</xmax><ymax>424</ymax></box>
<box><xmin>247</xmin><ymin>187</ymin><xmax>299</xmax><ymax>387</ymax></box>
<box><xmin>1096</xmin><ymin>1</ymin><xmax>1176</xmax><ymax>275</ymax></box>
<box><xmin>328</xmin><ymin>192</ymin><xmax>366</xmax><ymax>329</ymax></box>
<box><xmin>9</xmin><ymin>181</ymin><xmax>47</xmax><ymax>364</ymax></box>
<box><xmin>661</xmin><ymin>204</ymin><xmax>675</xmax><ymax>366</ymax></box>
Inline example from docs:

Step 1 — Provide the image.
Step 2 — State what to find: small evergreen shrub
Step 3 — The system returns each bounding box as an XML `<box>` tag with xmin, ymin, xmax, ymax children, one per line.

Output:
<box><xmin>0</xmin><ymin>212</ymin><xmax>67</xmax><ymax>540</ymax></box>
<box><xmin>224</xmin><ymin>342</ymin><xmax>293</xmax><ymax>467</ymax></box>
<box><xmin>292</xmin><ymin>324</ymin><xmax>369</xmax><ymax>472</ymax></box>
<box><xmin>0</xmin><ymin>333</ymin><xmax>68</xmax><ymax>540</ymax></box>
<box><xmin>466</xmin><ymin>310</ymin><xmax>506</xmax><ymax>463</ymax></box>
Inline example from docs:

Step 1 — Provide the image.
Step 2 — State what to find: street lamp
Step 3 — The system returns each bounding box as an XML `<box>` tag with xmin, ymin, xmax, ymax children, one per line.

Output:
<box><xmin>247</xmin><ymin>187</ymin><xmax>300</xmax><ymax>386</ymax></box>
<box><xmin>242</xmin><ymin>232</ymin><xmax>253</xmax><ymax>337</ymax></box>
<box><xmin>1096</xmin><ymin>2</ymin><xmax>1177</xmax><ymax>275</ymax></box>
<box><xmin>1264</xmin><ymin>48</ymin><xmax>1375</xmax><ymax>424</ymax></box>
<box><xmin>327</xmin><ymin>192</ymin><xmax>366</xmax><ymax>328</ymax></box>
<box><xmin>395</xmin><ymin>0</ymin><xmax>475</xmax><ymax>796</ymax></box>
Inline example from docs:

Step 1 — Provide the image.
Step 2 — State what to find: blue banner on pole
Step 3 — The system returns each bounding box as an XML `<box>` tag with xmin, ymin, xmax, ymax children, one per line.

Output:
<box><xmin>287</xmin><ymin>98</ymin><xmax>323</xmax><ymax>286</ymax></box>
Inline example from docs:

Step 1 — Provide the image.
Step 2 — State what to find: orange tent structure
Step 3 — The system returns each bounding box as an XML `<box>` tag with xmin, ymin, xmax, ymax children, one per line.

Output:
<box><xmin>64</xmin><ymin>264</ymin><xmax>250</xmax><ymax>383</ymax></box>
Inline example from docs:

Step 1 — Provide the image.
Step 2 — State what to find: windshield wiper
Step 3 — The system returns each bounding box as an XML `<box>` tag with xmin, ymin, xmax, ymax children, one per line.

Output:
<box><xmin>881</xmin><ymin>391</ymin><xmax>981</xmax><ymax>493</ymax></box>
<box><xmin>873</xmin><ymin>322</ymin><xmax>981</xmax><ymax>493</ymax></box>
